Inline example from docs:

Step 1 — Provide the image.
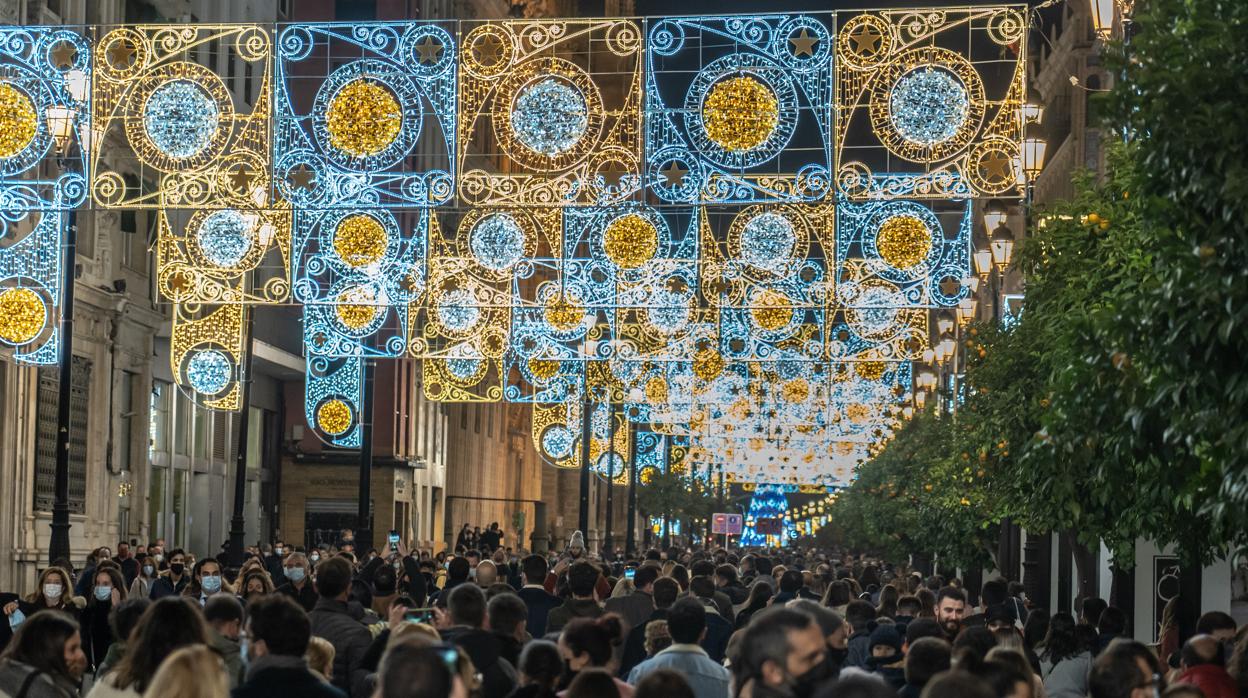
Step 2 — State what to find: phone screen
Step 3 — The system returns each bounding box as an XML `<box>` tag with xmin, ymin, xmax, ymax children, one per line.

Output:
<box><xmin>403</xmin><ymin>607</ymin><xmax>434</xmax><ymax>624</ymax></box>
<box><xmin>625</xmin><ymin>568</ymin><xmax>635</xmax><ymax>579</ymax></box>
<box><xmin>437</xmin><ymin>646</ymin><xmax>459</xmax><ymax>673</ymax></box>
<box><xmin>388</xmin><ymin>531</ymin><xmax>399</xmax><ymax>551</ymax></box>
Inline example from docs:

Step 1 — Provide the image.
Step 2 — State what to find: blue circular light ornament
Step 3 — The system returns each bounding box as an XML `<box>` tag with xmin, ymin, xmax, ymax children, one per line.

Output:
<box><xmin>889</xmin><ymin>68</ymin><xmax>969</xmax><ymax>146</ymax></box>
<box><xmin>510</xmin><ymin>77</ymin><xmax>588</xmax><ymax>155</ymax></box>
<box><xmin>437</xmin><ymin>289</ymin><xmax>480</xmax><ymax>331</ymax></box>
<box><xmin>592</xmin><ymin>404</ymin><xmax>610</xmax><ymax>439</ymax></box>
<box><xmin>646</xmin><ymin>289</ymin><xmax>690</xmax><ymax>335</ymax></box>
<box><xmin>143</xmin><ymin>80</ymin><xmax>220</xmax><ymax>159</ymax></box>
<box><xmin>850</xmin><ymin>283</ymin><xmax>903</xmax><ymax>336</ymax></box>
<box><xmin>196</xmin><ymin>209</ymin><xmax>253</xmax><ymax>268</ymax></box>
<box><xmin>446</xmin><ymin>357</ymin><xmax>482</xmax><ymax>381</ymax></box>
<box><xmin>470</xmin><ymin>213</ymin><xmax>525</xmax><ymax>272</ymax></box>
<box><xmin>187</xmin><ymin>349</ymin><xmax>231</xmax><ymax>395</ymax></box>
<box><xmin>740</xmin><ymin>212</ymin><xmax>796</xmax><ymax>270</ymax></box>
<box><xmin>542</xmin><ymin>425</ymin><xmax>574</xmax><ymax>459</ymax></box>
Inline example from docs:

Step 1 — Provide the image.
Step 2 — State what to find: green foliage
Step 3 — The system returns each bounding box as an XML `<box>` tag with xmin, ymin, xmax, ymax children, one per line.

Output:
<box><xmin>636</xmin><ymin>469</ymin><xmax>716</xmax><ymax>524</ymax></box>
<box><xmin>830</xmin><ymin>0</ymin><xmax>1248</xmax><ymax>566</ymax></box>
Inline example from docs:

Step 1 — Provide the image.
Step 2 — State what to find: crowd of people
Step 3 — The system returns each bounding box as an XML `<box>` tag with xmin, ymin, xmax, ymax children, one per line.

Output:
<box><xmin>1</xmin><ymin>531</ymin><xmax>1246</xmax><ymax>698</ymax></box>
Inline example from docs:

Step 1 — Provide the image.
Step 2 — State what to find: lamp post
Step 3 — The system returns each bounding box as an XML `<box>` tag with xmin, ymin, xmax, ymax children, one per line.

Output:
<box><xmin>1089</xmin><ymin>0</ymin><xmax>1116</xmax><ymax>38</ymax></box>
<box><xmin>46</xmin><ymin>98</ymin><xmax>81</xmax><ymax>566</ymax></box>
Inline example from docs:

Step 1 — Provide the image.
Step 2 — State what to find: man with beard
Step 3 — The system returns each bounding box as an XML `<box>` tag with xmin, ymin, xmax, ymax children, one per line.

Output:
<box><xmin>730</xmin><ymin>607</ymin><xmax>828</xmax><ymax>698</ymax></box>
<box><xmin>791</xmin><ymin>600</ymin><xmax>850</xmax><ymax>680</ymax></box>
<box><xmin>935</xmin><ymin>586</ymin><xmax>967</xmax><ymax>640</ymax></box>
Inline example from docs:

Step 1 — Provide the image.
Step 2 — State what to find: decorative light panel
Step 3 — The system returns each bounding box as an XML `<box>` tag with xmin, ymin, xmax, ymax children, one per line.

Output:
<box><xmin>275</xmin><ymin>22</ymin><xmax>456</xmax><ymax>208</ymax></box>
<box><xmin>645</xmin><ymin>15</ymin><xmax>833</xmax><ymax>204</ymax></box>
<box><xmin>834</xmin><ymin>7</ymin><xmax>1027</xmax><ymax>199</ymax></box>
<box><xmin>305</xmin><ymin>355</ymin><xmax>364</xmax><ymax>447</ymax></box>
<box><xmin>91</xmin><ymin>25</ymin><xmax>271</xmax><ymax>208</ymax></box>
<box><xmin>295</xmin><ymin>207</ymin><xmax>427</xmax><ymax>359</ymax></box>
<box><xmin>457</xmin><ymin>19</ymin><xmax>643</xmax><ymax>206</ymax></box>
<box><xmin>0</xmin><ymin>27</ymin><xmax>90</xmax><ymax>211</ymax></box>
<box><xmin>170</xmin><ymin>302</ymin><xmax>246</xmax><ymax>410</ymax></box>
<box><xmin>0</xmin><ymin>210</ymin><xmax>65</xmax><ymax>364</ymax></box>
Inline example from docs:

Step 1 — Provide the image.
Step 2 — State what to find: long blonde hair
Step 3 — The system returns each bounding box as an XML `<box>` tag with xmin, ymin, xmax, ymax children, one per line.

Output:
<box><xmin>142</xmin><ymin>645</ymin><xmax>228</xmax><ymax>698</ymax></box>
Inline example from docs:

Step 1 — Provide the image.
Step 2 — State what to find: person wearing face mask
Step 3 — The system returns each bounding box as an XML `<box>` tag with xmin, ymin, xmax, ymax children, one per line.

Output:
<box><xmin>82</xmin><ymin>566</ymin><xmax>127</xmax><ymax>674</ymax></box>
<box><xmin>278</xmin><ymin>552</ymin><xmax>318</xmax><ymax>612</ymax></box>
<box><xmin>790</xmin><ymin>600</ymin><xmax>849</xmax><ymax>680</ymax></box>
<box><xmin>183</xmin><ymin>557</ymin><xmax>231</xmax><ymax>605</ymax></box>
<box><xmin>128</xmin><ymin>553</ymin><xmax>156</xmax><ymax>600</ymax></box>
<box><xmin>149</xmin><ymin>548</ymin><xmax>190</xmax><ymax>599</ymax></box>
<box><xmin>729</xmin><ymin>607</ymin><xmax>829</xmax><ymax>698</ymax></box>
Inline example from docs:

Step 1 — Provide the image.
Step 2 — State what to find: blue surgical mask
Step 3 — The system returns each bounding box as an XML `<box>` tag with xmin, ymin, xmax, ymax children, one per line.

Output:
<box><xmin>8</xmin><ymin>609</ymin><xmax>24</xmax><ymax>629</ymax></box>
<box><xmin>201</xmin><ymin>574</ymin><xmax>222</xmax><ymax>594</ymax></box>
<box><xmin>284</xmin><ymin>567</ymin><xmax>306</xmax><ymax>583</ymax></box>
<box><xmin>94</xmin><ymin>585</ymin><xmax>112</xmax><ymax>601</ymax></box>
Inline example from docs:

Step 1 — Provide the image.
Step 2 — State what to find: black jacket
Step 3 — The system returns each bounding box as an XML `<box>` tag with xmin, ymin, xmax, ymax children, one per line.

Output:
<box><xmin>232</xmin><ymin>665</ymin><xmax>347</xmax><ymax>698</ymax></box>
<box><xmin>80</xmin><ymin>601</ymin><xmax>114</xmax><ymax>672</ymax></box>
<box><xmin>442</xmin><ymin>626</ymin><xmax>518</xmax><ymax>698</ymax></box>
<box><xmin>516</xmin><ymin>586</ymin><xmax>562</xmax><ymax>639</ymax></box>
<box><xmin>277</xmin><ymin>580</ymin><xmax>318</xmax><ymax>613</ymax></box>
<box><xmin>148</xmin><ymin>574</ymin><xmax>189</xmax><ymax>599</ymax></box>
<box><xmin>309</xmin><ymin>598</ymin><xmax>373</xmax><ymax>698</ymax></box>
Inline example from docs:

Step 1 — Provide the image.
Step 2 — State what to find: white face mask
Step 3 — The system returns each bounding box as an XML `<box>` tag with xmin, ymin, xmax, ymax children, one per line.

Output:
<box><xmin>43</xmin><ymin>583</ymin><xmax>63</xmax><ymax>599</ymax></box>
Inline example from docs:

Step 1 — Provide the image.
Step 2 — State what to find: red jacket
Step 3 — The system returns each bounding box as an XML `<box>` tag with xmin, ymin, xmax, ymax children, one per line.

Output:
<box><xmin>1177</xmin><ymin>664</ymin><xmax>1238</xmax><ymax>698</ymax></box>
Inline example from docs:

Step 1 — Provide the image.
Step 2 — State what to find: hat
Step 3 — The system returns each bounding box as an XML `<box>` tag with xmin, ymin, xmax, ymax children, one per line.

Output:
<box><xmin>985</xmin><ymin>604</ymin><xmax>1015</xmax><ymax>626</ymax></box>
<box><xmin>869</xmin><ymin>623</ymin><xmax>904</xmax><ymax>652</ymax></box>
<box><xmin>569</xmin><ymin>530</ymin><xmax>585</xmax><ymax>551</ymax></box>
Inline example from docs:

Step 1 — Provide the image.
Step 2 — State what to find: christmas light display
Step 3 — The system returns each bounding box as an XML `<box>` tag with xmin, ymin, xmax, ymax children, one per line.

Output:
<box><xmin>0</xmin><ymin>10</ymin><xmax>1028</xmax><ymax>487</ymax></box>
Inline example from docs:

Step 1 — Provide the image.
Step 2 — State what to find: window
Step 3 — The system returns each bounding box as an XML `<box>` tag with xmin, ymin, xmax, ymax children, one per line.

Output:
<box><xmin>117</xmin><ymin>371</ymin><xmax>136</xmax><ymax>472</ymax></box>
<box><xmin>150</xmin><ymin>380</ymin><xmax>170</xmax><ymax>459</ymax></box>
<box><xmin>35</xmin><ymin>357</ymin><xmax>90</xmax><ymax>513</ymax></box>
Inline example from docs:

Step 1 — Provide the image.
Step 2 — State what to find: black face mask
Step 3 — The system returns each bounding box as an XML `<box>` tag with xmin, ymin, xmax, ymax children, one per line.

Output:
<box><xmin>170</xmin><ymin>563</ymin><xmax>185</xmax><ymax>576</ymax></box>
<box><xmin>824</xmin><ymin>647</ymin><xmax>848</xmax><ymax>674</ymax></box>
<box><xmin>791</xmin><ymin>658</ymin><xmax>833</xmax><ymax>698</ymax></box>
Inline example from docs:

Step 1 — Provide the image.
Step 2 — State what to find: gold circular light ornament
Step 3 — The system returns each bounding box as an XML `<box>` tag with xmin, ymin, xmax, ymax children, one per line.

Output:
<box><xmin>702</xmin><ymin>75</ymin><xmax>779</xmax><ymax>152</ymax></box>
<box><xmin>644</xmin><ymin>376</ymin><xmax>669</xmax><ymax>404</ymax></box>
<box><xmin>333</xmin><ymin>214</ymin><xmax>389</xmax><ymax>268</ymax></box>
<box><xmin>693</xmin><ymin>347</ymin><xmax>724</xmax><ymax>382</ymax></box>
<box><xmin>528</xmin><ymin>358</ymin><xmax>559</xmax><ymax>381</ymax></box>
<box><xmin>326</xmin><ymin>79</ymin><xmax>402</xmax><ymax>157</ymax></box>
<box><xmin>0</xmin><ymin>84</ymin><xmax>38</xmax><ymax>159</ymax></box>
<box><xmin>335</xmin><ymin>287</ymin><xmax>379</xmax><ymax>330</ymax></box>
<box><xmin>0</xmin><ymin>288</ymin><xmax>46</xmax><ymax>345</ymax></box>
<box><xmin>781</xmin><ymin>378</ymin><xmax>810</xmax><ymax>404</ymax></box>
<box><xmin>317</xmin><ymin>399</ymin><xmax>353</xmax><ymax>435</ymax></box>
<box><xmin>855</xmin><ymin>361</ymin><xmax>887</xmax><ymax>381</ymax></box>
<box><xmin>876</xmin><ymin>215</ymin><xmax>932</xmax><ymax>269</ymax></box>
<box><xmin>750</xmin><ymin>288</ymin><xmax>793</xmax><ymax>331</ymax></box>
<box><xmin>544</xmin><ymin>295</ymin><xmax>584</xmax><ymax>332</ymax></box>
<box><xmin>602</xmin><ymin>214</ymin><xmax>658</xmax><ymax>269</ymax></box>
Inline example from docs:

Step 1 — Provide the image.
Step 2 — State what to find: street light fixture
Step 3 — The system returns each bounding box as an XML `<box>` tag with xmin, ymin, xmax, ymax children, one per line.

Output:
<box><xmin>1021</xmin><ymin>120</ymin><xmax>1048</xmax><ymax>181</ymax></box>
<box><xmin>957</xmin><ymin>296</ymin><xmax>978</xmax><ymax>325</ymax></box>
<box><xmin>983</xmin><ymin>199</ymin><xmax>1009</xmax><ymax>235</ymax></box>
<box><xmin>1022</xmin><ymin>85</ymin><xmax>1045</xmax><ymax>124</ymax></box>
<box><xmin>1089</xmin><ymin>0</ymin><xmax>1116</xmax><ymax>38</ymax></box>
<box><xmin>991</xmin><ymin>223</ymin><xmax>1016</xmax><ymax>270</ymax></box>
<box><xmin>974</xmin><ymin>246</ymin><xmax>993</xmax><ymax>279</ymax></box>
<box><xmin>936</xmin><ymin>310</ymin><xmax>955</xmax><ymax>336</ymax></box>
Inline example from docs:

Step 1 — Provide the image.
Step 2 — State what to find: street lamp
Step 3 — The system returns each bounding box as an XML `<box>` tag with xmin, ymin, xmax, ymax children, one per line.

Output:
<box><xmin>957</xmin><ymin>296</ymin><xmax>978</xmax><ymax>325</ymax></box>
<box><xmin>1089</xmin><ymin>0</ymin><xmax>1116</xmax><ymax>38</ymax></box>
<box><xmin>982</xmin><ymin>199</ymin><xmax>1009</xmax><ymax>235</ymax></box>
<box><xmin>991</xmin><ymin>223</ymin><xmax>1016</xmax><ymax>270</ymax></box>
<box><xmin>974</xmin><ymin>246</ymin><xmax>993</xmax><ymax>279</ymax></box>
<box><xmin>1022</xmin><ymin>85</ymin><xmax>1045</xmax><ymax>124</ymax></box>
<box><xmin>936</xmin><ymin>310</ymin><xmax>955</xmax><ymax>336</ymax></box>
<box><xmin>1021</xmin><ymin>120</ymin><xmax>1048</xmax><ymax>181</ymax></box>
<box><xmin>46</xmin><ymin>94</ymin><xmax>82</xmax><ymax>566</ymax></box>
